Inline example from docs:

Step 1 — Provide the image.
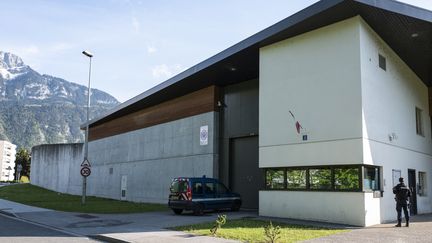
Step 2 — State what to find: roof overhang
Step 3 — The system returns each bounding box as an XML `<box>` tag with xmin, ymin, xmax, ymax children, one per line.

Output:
<box><xmin>84</xmin><ymin>0</ymin><xmax>432</xmax><ymax>128</ymax></box>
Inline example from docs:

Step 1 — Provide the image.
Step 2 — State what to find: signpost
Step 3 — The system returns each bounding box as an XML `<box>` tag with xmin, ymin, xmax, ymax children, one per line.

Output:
<box><xmin>81</xmin><ymin>158</ymin><xmax>91</xmax><ymax>204</ymax></box>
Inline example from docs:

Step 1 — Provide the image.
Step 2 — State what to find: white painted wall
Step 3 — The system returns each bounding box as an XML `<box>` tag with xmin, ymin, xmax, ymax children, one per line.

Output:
<box><xmin>260</xmin><ymin>191</ymin><xmax>366</xmax><ymax>226</ymax></box>
<box><xmin>359</xmin><ymin>19</ymin><xmax>432</xmax><ymax>222</ymax></box>
<box><xmin>259</xmin><ymin>16</ymin><xmax>367</xmax><ymax>226</ymax></box>
<box><xmin>260</xmin><ymin>17</ymin><xmax>363</xmax><ymax>168</ymax></box>
<box><xmin>259</xmin><ymin>15</ymin><xmax>432</xmax><ymax>226</ymax></box>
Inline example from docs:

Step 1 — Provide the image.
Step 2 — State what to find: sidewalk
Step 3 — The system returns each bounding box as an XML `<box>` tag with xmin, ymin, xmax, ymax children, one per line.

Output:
<box><xmin>2</xmin><ymin>198</ymin><xmax>432</xmax><ymax>243</ymax></box>
<box><xmin>0</xmin><ymin>199</ymin><xmax>247</xmax><ymax>242</ymax></box>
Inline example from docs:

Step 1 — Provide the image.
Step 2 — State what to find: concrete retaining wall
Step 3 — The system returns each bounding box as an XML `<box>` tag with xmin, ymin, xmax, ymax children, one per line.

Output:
<box><xmin>30</xmin><ymin>112</ymin><xmax>218</xmax><ymax>204</ymax></box>
<box><xmin>86</xmin><ymin>111</ymin><xmax>218</xmax><ymax>203</ymax></box>
<box><xmin>31</xmin><ymin>143</ymin><xmax>83</xmax><ymax>195</ymax></box>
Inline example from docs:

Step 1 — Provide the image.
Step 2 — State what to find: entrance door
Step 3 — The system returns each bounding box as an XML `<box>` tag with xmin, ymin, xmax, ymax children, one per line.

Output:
<box><xmin>408</xmin><ymin>169</ymin><xmax>417</xmax><ymax>215</ymax></box>
<box><xmin>229</xmin><ymin>136</ymin><xmax>262</xmax><ymax>209</ymax></box>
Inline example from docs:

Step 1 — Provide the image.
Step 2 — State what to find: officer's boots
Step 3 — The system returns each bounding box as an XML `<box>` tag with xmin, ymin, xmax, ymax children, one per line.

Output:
<box><xmin>406</xmin><ymin>220</ymin><xmax>409</xmax><ymax>227</ymax></box>
<box><xmin>395</xmin><ymin>220</ymin><xmax>402</xmax><ymax>227</ymax></box>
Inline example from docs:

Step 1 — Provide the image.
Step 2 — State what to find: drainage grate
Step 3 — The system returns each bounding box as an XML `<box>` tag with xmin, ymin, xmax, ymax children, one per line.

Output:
<box><xmin>75</xmin><ymin>214</ymin><xmax>98</xmax><ymax>219</ymax></box>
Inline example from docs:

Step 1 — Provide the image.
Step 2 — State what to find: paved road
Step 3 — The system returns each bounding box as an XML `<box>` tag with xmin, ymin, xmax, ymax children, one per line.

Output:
<box><xmin>0</xmin><ymin>214</ymin><xmax>98</xmax><ymax>243</ymax></box>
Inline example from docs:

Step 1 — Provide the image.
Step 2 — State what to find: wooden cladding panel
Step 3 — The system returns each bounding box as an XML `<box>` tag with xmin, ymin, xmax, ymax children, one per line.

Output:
<box><xmin>89</xmin><ymin>86</ymin><xmax>217</xmax><ymax>141</ymax></box>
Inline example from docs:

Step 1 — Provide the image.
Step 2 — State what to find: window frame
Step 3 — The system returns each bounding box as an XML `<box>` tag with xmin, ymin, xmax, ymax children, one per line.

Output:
<box><xmin>264</xmin><ymin>164</ymin><xmax>381</xmax><ymax>193</ymax></box>
<box><xmin>265</xmin><ymin>168</ymin><xmax>286</xmax><ymax>190</ymax></box>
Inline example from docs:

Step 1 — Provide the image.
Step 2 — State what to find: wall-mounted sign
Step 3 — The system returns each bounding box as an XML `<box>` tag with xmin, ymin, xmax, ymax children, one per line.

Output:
<box><xmin>200</xmin><ymin>125</ymin><xmax>209</xmax><ymax>146</ymax></box>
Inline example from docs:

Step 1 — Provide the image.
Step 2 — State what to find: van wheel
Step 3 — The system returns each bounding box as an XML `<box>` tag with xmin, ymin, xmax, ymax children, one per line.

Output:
<box><xmin>231</xmin><ymin>201</ymin><xmax>241</xmax><ymax>211</ymax></box>
<box><xmin>194</xmin><ymin>204</ymin><xmax>204</xmax><ymax>216</ymax></box>
<box><xmin>172</xmin><ymin>209</ymin><xmax>183</xmax><ymax>215</ymax></box>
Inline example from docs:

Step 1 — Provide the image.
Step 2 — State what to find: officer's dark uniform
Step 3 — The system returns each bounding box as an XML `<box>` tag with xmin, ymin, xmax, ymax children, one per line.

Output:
<box><xmin>392</xmin><ymin>177</ymin><xmax>411</xmax><ymax>227</ymax></box>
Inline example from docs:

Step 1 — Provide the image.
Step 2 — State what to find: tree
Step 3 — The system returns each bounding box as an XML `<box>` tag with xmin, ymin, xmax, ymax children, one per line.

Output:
<box><xmin>14</xmin><ymin>148</ymin><xmax>31</xmax><ymax>180</ymax></box>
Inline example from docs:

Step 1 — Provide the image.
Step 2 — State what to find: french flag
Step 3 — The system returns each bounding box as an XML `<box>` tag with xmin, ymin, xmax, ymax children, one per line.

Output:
<box><xmin>295</xmin><ymin>121</ymin><xmax>302</xmax><ymax>134</ymax></box>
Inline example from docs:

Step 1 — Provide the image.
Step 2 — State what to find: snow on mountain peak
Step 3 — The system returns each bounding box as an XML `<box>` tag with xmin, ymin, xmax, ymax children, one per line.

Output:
<box><xmin>0</xmin><ymin>51</ymin><xmax>25</xmax><ymax>69</ymax></box>
<box><xmin>0</xmin><ymin>51</ymin><xmax>29</xmax><ymax>80</ymax></box>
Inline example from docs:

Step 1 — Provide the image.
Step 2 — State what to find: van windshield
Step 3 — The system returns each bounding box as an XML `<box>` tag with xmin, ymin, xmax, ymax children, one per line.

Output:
<box><xmin>170</xmin><ymin>180</ymin><xmax>188</xmax><ymax>193</ymax></box>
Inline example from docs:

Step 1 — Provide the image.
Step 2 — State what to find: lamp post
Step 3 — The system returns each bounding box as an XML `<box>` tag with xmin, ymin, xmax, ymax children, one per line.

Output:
<box><xmin>82</xmin><ymin>50</ymin><xmax>93</xmax><ymax>205</ymax></box>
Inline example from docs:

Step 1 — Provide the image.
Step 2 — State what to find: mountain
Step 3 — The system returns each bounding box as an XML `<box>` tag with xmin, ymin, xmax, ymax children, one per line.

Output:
<box><xmin>0</xmin><ymin>51</ymin><xmax>120</xmax><ymax>149</ymax></box>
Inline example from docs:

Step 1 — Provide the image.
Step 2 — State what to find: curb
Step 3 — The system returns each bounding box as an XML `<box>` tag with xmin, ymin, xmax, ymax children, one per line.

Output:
<box><xmin>89</xmin><ymin>235</ymin><xmax>130</xmax><ymax>243</ymax></box>
<box><xmin>0</xmin><ymin>209</ymin><xmax>17</xmax><ymax>218</ymax></box>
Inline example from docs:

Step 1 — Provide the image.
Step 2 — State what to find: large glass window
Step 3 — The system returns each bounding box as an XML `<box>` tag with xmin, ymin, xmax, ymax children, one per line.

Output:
<box><xmin>287</xmin><ymin>169</ymin><xmax>306</xmax><ymax>189</ymax></box>
<box><xmin>334</xmin><ymin>168</ymin><xmax>360</xmax><ymax>190</ymax></box>
<box><xmin>264</xmin><ymin>165</ymin><xmax>379</xmax><ymax>192</ymax></box>
<box><xmin>309</xmin><ymin>168</ymin><xmax>332</xmax><ymax>190</ymax></box>
<box><xmin>364</xmin><ymin>166</ymin><xmax>380</xmax><ymax>191</ymax></box>
<box><xmin>265</xmin><ymin>169</ymin><xmax>285</xmax><ymax>189</ymax></box>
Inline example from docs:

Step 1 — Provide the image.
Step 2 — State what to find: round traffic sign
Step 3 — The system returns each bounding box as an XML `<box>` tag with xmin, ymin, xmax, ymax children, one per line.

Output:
<box><xmin>80</xmin><ymin>167</ymin><xmax>91</xmax><ymax>177</ymax></box>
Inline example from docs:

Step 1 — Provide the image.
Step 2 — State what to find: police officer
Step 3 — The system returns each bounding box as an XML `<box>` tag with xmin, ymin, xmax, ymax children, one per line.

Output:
<box><xmin>392</xmin><ymin>177</ymin><xmax>411</xmax><ymax>227</ymax></box>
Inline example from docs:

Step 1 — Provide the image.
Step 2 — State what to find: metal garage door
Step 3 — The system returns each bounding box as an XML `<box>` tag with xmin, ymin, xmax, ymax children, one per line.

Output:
<box><xmin>229</xmin><ymin>135</ymin><xmax>262</xmax><ymax>209</ymax></box>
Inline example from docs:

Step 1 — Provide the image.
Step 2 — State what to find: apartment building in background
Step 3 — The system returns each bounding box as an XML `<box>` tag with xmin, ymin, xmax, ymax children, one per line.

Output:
<box><xmin>0</xmin><ymin>140</ymin><xmax>17</xmax><ymax>181</ymax></box>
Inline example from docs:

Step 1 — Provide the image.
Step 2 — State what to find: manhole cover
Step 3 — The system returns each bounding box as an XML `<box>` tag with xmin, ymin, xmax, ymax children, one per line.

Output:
<box><xmin>76</xmin><ymin>214</ymin><xmax>98</xmax><ymax>219</ymax></box>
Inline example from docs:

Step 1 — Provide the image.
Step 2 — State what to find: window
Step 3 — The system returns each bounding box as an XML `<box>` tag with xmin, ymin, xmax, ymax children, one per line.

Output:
<box><xmin>170</xmin><ymin>180</ymin><xmax>188</xmax><ymax>193</ymax></box>
<box><xmin>419</xmin><ymin>172</ymin><xmax>427</xmax><ymax>196</ymax></box>
<box><xmin>334</xmin><ymin>168</ymin><xmax>360</xmax><ymax>190</ymax></box>
<box><xmin>416</xmin><ymin>107</ymin><xmax>424</xmax><ymax>136</ymax></box>
<box><xmin>364</xmin><ymin>166</ymin><xmax>380</xmax><ymax>191</ymax></box>
<box><xmin>264</xmin><ymin>165</ymin><xmax>380</xmax><ymax>192</ymax></box>
<box><xmin>309</xmin><ymin>168</ymin><xmax>332</xmax><ymax>190</ymax></box>
<box><xmin>204</xmin><ymin>182</ymin><xmax>215</xmax><ymax>194</ymax></box>
<box><xmin>265</xmin><ymin>169</ymin><xmax>285</xmax><ymax>189</ymax></box>
<box><xmin>192</xmin><ymin>182</ymin><xmax>203</xmax><ymax>194</ymax></box>
<box><xmin>379</xmin><ymin>54</ymin><xmax>386</xmax><ymax>71</ymax></box>
<box><xmin>216</xmin><ymin>183</ymin><xmax>228</xmax><ymax>194</ymax></box>
<box><xmin>287</xmin><ymin>169</ymin><xmax>306</xmax><ymax>189</ymax></box>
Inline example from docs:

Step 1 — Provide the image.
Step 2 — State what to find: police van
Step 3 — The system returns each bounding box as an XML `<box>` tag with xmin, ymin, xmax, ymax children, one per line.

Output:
<box><xmin>168</xmin><ymin>176</ymin><xmax>241</xmax><ymax>215</ymax></box>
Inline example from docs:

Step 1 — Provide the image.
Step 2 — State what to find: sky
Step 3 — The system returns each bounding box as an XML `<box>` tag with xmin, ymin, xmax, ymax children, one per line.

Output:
<box><xmin>1</xmin><ymin>0</ymin><xmax>432</xmax><ymax>102</ymax></box>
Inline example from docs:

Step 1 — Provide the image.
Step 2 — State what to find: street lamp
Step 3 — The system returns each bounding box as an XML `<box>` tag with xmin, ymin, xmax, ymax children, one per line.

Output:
<box><xmin>82</xmin><ymin>50</ymin><xmax>93</xmax><ymax>205</ymax></box>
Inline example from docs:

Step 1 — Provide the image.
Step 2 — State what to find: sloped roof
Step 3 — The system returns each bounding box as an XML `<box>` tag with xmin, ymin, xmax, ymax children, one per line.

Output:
<box><xmin>85</xmin><ymin>0</ymin><xmax>432</xmax><ymax>128</ymax></box>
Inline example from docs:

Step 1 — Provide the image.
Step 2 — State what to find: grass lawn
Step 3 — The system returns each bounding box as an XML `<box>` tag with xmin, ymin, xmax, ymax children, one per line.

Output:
<box><xmin>0</xmin><ymin>184</ymin><xmax>167</xmax><ymax>214</ymax></box>
<box><xmin>174</xmin><ymin>218</ymin><xmax>348</xmax><ymax>243</ymax></box>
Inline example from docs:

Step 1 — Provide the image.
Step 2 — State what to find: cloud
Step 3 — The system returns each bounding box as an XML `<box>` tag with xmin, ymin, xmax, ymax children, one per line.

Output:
<box><xmin>152</xmin><ymin>64</ymin><xmax>183</xmax><ymax>79</ymax></box>
<box><xmin>147</xmin><ymin>46</ymin><xmax>157</xmax><ymax>54</ymax></box>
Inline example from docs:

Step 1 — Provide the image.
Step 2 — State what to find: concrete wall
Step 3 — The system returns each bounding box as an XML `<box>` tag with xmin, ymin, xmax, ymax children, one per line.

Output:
<box><xmin>259</xmin><ymin>191</ymin><xmax>366</xmax><ymax>226</ymax></box>
<box><xmin>259</xmin><ymin>17</ymin><xmax>365</xmax><ymax>225</ymax></box>
<box><xmin>31</xmin><ymin>143</ymin><xmax>83</xmax><ymax>195</ymax></box>
<box><xmin>359</xmin><ymin>18</ymin><xmax>432</xmax><ymax>223</ymax></box>
<box><xmin>259</xmin><ymin>15</ymin><xmax>432</xmax><ymax>226</ymax></box>
<box><xmin>86</xmin><ymin>112</ymin><xmax>218</xmax><ymax>203</ymax></box>
<box><xmin>259</xmin><ymin>16</ymin><xmax>363</xmax><ymax>168</ymax></box>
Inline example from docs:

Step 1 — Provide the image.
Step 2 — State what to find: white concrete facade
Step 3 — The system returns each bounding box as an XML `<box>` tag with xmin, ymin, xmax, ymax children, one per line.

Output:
<box><xmin>0</xmin><ymin>140</ymin><xmax>17</xmax><ymax>181</ymax></box>
<box><xmin>259</xmin><ymin>16</ymin><xmax>432</xmax><ymax>226</ymax></box>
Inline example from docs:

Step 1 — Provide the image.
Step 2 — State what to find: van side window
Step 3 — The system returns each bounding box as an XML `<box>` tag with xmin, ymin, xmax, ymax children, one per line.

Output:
<box><xmin>192</xmin><ymin>182</ymin><xmax>203</xmax><ymax>194</ymax></box>
<box><xmin>204</xmin><ymin>183</ymin><xmax>215</xmax><ymax>194</ymax></box>
<box><xmin>216</xmin><ymin>183</ymin><xmax>228</xmax><ymax>194</ymax></box>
